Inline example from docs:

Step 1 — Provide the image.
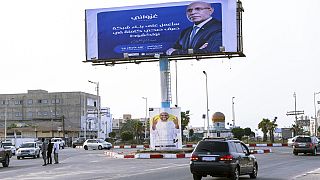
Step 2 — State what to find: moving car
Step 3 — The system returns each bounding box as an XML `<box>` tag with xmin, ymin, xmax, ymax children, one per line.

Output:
<box><xmin>0</xmin><ymin>141</ymin><xmax>12</xmax><ymax>167</ymax></box>
<box><xmin>16</xmin><ymin>142</ymin><xmax>41</xmax><ymax>159</ymax></box>
<box><xmin>293</xmin><ymin>135</ymin><xmax>320</xmax><ymax>156</ymax></box>
<box><xmin>72</xmin><ymin>137</ymin><xmax>86</xmax><ymax>148</ymax></box>
<box><xmin>83</xmin><ymin>139</ymin><xmax>112</xmax><ymax>150</ymax></box>
<box><xmin>2</xmin><ymin>142</ymin><xmax>16</xmax><ymax>155</ymax></box>
<box><xmin>51</xmin><ymin>138</ymin><xmax>65</xmax><ymax>149</ymax></box>
<box><xmin>190</xmin><ymin>138</ymin><xmax>258</xmax><ymax>180</ymax></box>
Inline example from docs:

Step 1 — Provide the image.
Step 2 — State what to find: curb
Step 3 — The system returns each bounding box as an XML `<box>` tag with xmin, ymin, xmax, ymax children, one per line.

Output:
<box><xmin>104</xmin><ymin>151</ymin><xmax>192</xmax><ymax>159</ymax></box>
<box><xmin>107</xmin><ymin>144</ymin><xmax>288</xmax><ymax>149</ymax></box>
<box><xmin>250</xmin><ymin>149</ymin><xmax>272</xmax><ymax>154</ymax></box>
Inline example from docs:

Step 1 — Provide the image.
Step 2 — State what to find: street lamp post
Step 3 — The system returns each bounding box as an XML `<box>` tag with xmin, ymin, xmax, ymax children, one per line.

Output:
<box><xmin>232</xmin><ymin>97</ymin><xmax>235</xmax><ymax>128</ymax></box>
<box><xmin>142</xmin><ymin>97</ymin><xmax>148</xmax><ymax>140</ymax></box>
<box><xmin>88</xmin><ymin>80</ymin><xmax>101</xmax><ymax>138</ymax></box>
<box><xmin>314</xmin><ymin>92</ymin><xmax>320</xmax><ymax>136</ymax></box>
<box><xmin>203</xmin><ymin>71</ymin><xmax>210</xmax><ymax>137</ymax></box>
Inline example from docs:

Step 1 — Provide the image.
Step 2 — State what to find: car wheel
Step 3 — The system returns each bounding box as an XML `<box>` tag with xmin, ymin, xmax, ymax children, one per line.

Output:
<box><xmin>84</xmin><ymin>145</ymin><xmax>88</xmax><ymax>150</ymax></box>
<box><xmin>73</xmin><ymin>145</ymin><xmax>76</xmax><ymax>148</ymax></box>
<box><xmin>230</xmin><ymin>167</ymin><xmax>240</xmax><ymax>180</ymax></box>
<box><xmin>192</xmin><ymin>174</ymin><xmax>202</xmax><ymax>180</ymax></box>
<box><xmin>37</xmin><ymin>153</ymin><xmax>40</xmax><ymax>158</ymax></box>
<box><xmin>2</xmin><ymin>155</ymin><xmax>9</xmax><ymax>167</ymax></box>
<box><xmin>98</xmin><ymin>145</ymin><xmax>102</xmax><ymax>150</ymax></box>
<box><xmin>17</xmin><ymin>156</ymin><xmax>21</xmax><ymax>160</ymax></box>
<box><xmin>293</xmin><ymin>152</ymin><xmax>298</xmax><ymax>155</ymax></box>
<box><xmin>313</xmin><ymin>148</ymin><xmax>317</xmax><ymax>156</ymax></box>
<box><xmin>249</xmin><ymin>163</ymin><xmax>258</xmax><ymax>179</ymax></box>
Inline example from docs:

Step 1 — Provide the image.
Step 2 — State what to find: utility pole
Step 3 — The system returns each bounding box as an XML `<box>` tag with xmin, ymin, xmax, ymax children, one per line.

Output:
<box><xmin>286</xmin><ymin>92</ymin><xmax>304</xmax><ymax>135</ymax></box>
<box><xmin>232</xmin><ymin>97</ymin><xmax>235</xmax><ymax>128</ymax></box>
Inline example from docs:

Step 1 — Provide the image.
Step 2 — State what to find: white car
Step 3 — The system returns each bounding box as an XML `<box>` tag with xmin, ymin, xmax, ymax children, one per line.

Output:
<box><xmin>83</xmin><ymin>139</ymin><xmax>112</xmax><ymax>150</ymax></box>
<box><xmin>51</xmin><ymin>138</ymin><xmax>65</xmax><ymax>149</ymax></box>
<box><xmin>16</xmin><ymin>142</ymin><xmax>40</xmax><ymax>159</ymax></box>
<box><xmin>288</xmin><ymin>136</ymin><xmax>298</xmax><ymax>147</ymax></box>
<box><xmin>2</xmin><ymin>142</ymin><xmax>16</xmax><ymax>155</ymax></box>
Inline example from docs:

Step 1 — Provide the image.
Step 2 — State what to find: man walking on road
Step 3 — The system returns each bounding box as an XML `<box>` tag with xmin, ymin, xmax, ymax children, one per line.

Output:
<box><xmin>47</xmin><ymin>139</ymin><xmax>53</xmax><ymax>164</ymax></box>
<box><xmin>41</xmin><ymin>138</ymin><xmax>48</xmax><ymax>166</ymax></box>
<box><xmin>53</xmin><ymin>141</ymin><xmax>59</xmax><ymax>164</ymax></box>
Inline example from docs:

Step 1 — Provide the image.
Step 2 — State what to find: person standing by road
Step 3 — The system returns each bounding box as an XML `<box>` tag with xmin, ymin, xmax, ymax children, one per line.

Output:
<box><xmin>47</xmin><ymin>139</ymin><xmax>53</xmax><ymax>164</ymax></box>
<box><xmin>41</xmin><ymin>138</ymin><xmax>48</xmax><ymax>166</ymax></box>
<box><xmin>53</xmin><ymin>141</ymin><xmax>59</xmax><ymax>164</ymax></box>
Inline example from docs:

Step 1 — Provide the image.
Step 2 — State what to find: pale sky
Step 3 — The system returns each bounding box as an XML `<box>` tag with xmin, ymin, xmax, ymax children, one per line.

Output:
<box><xmin>1</xmin><ymin>0</ymin><xmax>320</xmax><ymax>132</ymax></box>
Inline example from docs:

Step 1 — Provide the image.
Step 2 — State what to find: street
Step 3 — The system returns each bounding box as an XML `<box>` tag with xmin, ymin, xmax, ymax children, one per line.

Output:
<box><xmin>1</xmin><ymin>147</ymin><xmax>320</xmax><ymax>180</ymax></box>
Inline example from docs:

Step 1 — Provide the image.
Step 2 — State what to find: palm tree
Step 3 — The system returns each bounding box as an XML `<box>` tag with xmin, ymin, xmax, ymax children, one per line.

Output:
<box><xmin>258</xmin><ymin>118</ymin><xmax>270</xmax><ymax>142</ymax></box>
<box><xmin>121</xmin><ymin>119</ymin><xmax>143</xmax><ymax>143</ymax></box>
<box><xmin>291</xmin><ymin>124</ymin><xmax>302</xmax><ymax>136</ymax></box>
<box><xmin>268</xmin><ymin>117</ymin><xmax>278</xmax><ymax>143</ymax></box>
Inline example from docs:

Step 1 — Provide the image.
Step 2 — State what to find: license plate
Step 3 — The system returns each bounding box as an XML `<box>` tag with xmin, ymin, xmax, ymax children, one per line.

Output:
<box><xmin>202</xmin><ymin>157</ymin><xmax>216</xmax><ymax>161</ymax></box>
<box><xmin>298</xmin><ymin>143</ymin><xmax>306</xmax><ymax>147</ymax></box>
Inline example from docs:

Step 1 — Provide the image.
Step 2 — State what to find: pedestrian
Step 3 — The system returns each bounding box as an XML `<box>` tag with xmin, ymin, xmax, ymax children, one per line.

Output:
<box><xmin>47</xmin><ymin>139</ymin><xmax>53</xmax><ymax>164</ymax></box>
<box><xmin>41</xmin><ymin>138</ymin><xmax>48</xmax><ymax>166</ymax></box>
<box><xmin>53</xmin><ymin>141</ymin><xmax>59</xmax><ymax>164</ymax></box>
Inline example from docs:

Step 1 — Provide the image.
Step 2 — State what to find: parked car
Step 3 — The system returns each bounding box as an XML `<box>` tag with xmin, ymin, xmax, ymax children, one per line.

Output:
<box><xmin>72</xmin><ymin>137</ymin><xmax>86</xmax><ymax>148</ymax></box>
<box><xmin>293</xmin><ymin>135</ymin><xmax>320</xmax><ymax>156</ymax></box>
<box><xmin>16</xmin><ymin>142</ymin><xmax>40</xmax><ymax>159</ymax></box>
<box><xmin>83</xmin><ymin>139</ymin><xmax>112</xmax><ymax>150</ymax></box>
<box><xmin>2</xmin><ymin>142</ymin><xmax>16</xmax><ymax>155</ymax></box>
<box><xmin>190</xmin><ymin>137</ymin><xmax>258</xmax><ymax>180</ymax></box>
<box><xmin>0</xmin><ymin>141</ymin><xmax>12</xmax><ymax>167</ymax></box>
<box><xmin>51</xmin><ymin>138</ymin><xmax>65</xmax><ymax>149</ymax></box>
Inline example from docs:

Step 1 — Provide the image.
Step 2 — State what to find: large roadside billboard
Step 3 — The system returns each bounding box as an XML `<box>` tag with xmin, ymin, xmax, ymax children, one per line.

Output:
<box><xmin>85</xmin><ymin>0</ymin><xmax>239</xmax><ymax>62</ymax></box>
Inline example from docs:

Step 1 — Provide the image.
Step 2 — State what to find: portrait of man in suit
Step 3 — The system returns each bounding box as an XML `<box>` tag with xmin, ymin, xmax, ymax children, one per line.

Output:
<box><xmin>166</xmin><ymin>1</ymin><xmax>222</xmax><ymax>55</ymax></box>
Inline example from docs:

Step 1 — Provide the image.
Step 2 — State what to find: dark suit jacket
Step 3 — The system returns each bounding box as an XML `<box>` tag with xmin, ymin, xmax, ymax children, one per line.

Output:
<box><xmin>171</xmin><ymin>18</ymin><xmax>222</xmax><ymax>55</ymax></box>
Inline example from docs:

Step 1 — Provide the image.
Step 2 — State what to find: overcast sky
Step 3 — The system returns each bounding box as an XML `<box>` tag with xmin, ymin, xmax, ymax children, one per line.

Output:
<box><xmin>1</xmin><ymin>0</ymin><xmax>320</xmax><ymax>132</ymax></box>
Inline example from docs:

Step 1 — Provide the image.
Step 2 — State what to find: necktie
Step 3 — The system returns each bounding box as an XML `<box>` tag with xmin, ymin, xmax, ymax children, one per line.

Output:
<box><xmin>189</xmin><ymin>26</ymin><xmax>199</xmax><ymax>47</ymax></box>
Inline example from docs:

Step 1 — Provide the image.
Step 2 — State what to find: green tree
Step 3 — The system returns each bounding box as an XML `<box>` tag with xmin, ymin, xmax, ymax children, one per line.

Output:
<box><xmin>244</xmin><ymin>127</ymin><xmax>252</xmax><ymax>137</ymax></box>
<box><xmin>109</xmin><ymin>131</ymin><xmax>116</xmax><ymax>138</ymax></box>
<box><xmin>258</xmin><ymin>118</ymin><xmax>270</xmax><ymax>142</ymax></box>
<box><xmin>291</xmin><ymin>124</ymin><xmax>302</xmax><ymax>136</ymax></box>
<box><xmin>189</xmin><ymin>129</ymin><xmax>194</xmax><ymax>137</ymax></box>
<box><xmin>121</xmin><ymin>119</ymin><xmax>143</xmax><ymax>143</ymax></box>
<box><xmin>181</xmin><ymin>111</ymin><xmax>190</xmax><ymax>131</ymax></box>
<box><xmin>232</xmin><ymin>127</ymin><xmax>245</xmax><ymax>140</ymax></box>
<box><xmin>121</xmin><ymin>131</ymin><xmax>133</xmax><ymax>141</ymax></box>
<box><xmin>268</xmin><ymin>117</ymin><xmax>278</xmax><ymax>143</ymax></box>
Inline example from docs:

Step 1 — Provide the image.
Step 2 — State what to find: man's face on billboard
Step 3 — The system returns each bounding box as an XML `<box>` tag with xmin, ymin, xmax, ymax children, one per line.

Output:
<box><xmin>160</xmin><ymin>112</ymin><xmax>169</xmax><ymax>121</ymax></box>
<box><xmin>186</xmin><ymin>2</ymin><xmax>213</xmax><ymax>25</ymax></box>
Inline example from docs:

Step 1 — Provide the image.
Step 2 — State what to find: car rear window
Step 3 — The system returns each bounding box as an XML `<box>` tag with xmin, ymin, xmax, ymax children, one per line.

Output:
<box><xmin>296</xmin><ymin>137</ymin><xmax>311</xmax><ymax>142</ymax></box>
<box><xmin>195</xmin><ymin>141</ymin><xmax>229</xmax><ymax>153</ymax></box>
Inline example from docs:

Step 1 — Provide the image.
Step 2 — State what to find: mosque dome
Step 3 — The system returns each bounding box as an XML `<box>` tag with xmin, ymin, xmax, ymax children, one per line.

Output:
<box><xmin>212</xmin><ymin>112</ymin><xmax>225</xmax><ymax>123</ymax></box>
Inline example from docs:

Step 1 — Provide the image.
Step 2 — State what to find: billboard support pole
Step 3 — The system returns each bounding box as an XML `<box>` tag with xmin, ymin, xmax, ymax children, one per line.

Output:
<box><xmin>159</xmin><ymin>57</ymin><xmax>171</xmax><ymax>108</ymax></box>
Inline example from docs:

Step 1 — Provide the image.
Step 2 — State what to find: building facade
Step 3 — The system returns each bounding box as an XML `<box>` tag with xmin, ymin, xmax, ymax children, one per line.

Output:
<box><xmin>0</xmin><ymin>90</ymin><xmax>112</xmax><ymax>142</ymax></box>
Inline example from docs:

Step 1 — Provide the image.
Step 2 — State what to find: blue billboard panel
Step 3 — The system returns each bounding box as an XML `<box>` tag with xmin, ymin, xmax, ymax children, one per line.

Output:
<box><xmin>86</xmin><ymin>0</ymin><xmax>237</xmax><ymax>61</ymax></box>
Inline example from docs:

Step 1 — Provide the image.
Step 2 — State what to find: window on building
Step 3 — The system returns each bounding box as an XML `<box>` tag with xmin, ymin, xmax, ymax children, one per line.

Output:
<box><xmin>27</xmin><ymin>111</ymin><xmax>33</xmax><ymax>117</ymax></box>
<box><xmin>38</xmin><ymin>99</ymin><xmax>42</xmax><ymax>104</ymax></box>
<box><xmin>43</xmin><ymin>111</ymin><xmax>48</xmax><ymax>116</ymax></box>
<box><xmin>42</xmin><ymin>99</ymin><xmax>48</xmax><ymax>104</ymax></box>
<box><xmin>51</xmin><ymin>99</ymin><xmax>60</xmax><ymax>104</ymax></box>
<box><xmin>15</xmin><ymin>112</ymin><xmax>22</xmax><ymax>117</ymax></box>
<box><xmin>14</xmin><ymin>100</ymin><xmax>23</xmax><ymax>105</ymax></box>
<box><xmin>37</xmin><ymin>111</ymin><xmax>42</xmax><ymax>116</ymax></box>
<box><xmin>27</xmin><ymin>99</ymin><xmax>33</xmax><ymax>105</ymax></box>
<box><xmin>0</xmin><ymin>100</ymin><xmax>6</xmax><ymax>105</ymax></box>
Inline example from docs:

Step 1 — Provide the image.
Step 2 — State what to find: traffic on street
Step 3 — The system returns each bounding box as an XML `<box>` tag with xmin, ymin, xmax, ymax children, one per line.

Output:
<box><xmin>1</xmin><ymin>146</ymin><xmax>320</xmax><ymax>180</ymax></box>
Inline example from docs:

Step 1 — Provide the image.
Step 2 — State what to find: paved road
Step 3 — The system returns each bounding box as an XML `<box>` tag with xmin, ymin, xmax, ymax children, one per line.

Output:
<box><xmin>1</xmin><ymin>147</ymin><xmax>320</xmax><ymax>180</ymax></box>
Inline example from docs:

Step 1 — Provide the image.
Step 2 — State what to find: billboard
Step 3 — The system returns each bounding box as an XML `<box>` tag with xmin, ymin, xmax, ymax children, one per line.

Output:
<box><xmin>85</xmin><ymin>0</ymin><xmax>240</xmax><ymax>62</ymax></box>
<box><xmin>149</xmin><ymin>107</ymin><xmax>182</xmax><ymax>150</ymax></box>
